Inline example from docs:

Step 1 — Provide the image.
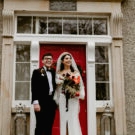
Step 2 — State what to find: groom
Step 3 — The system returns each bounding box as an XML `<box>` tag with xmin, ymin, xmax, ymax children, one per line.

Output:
<box><xmin>31</xmin><ymin>52</ymin><xmax>57</xmax><ymax>135</ymax></box>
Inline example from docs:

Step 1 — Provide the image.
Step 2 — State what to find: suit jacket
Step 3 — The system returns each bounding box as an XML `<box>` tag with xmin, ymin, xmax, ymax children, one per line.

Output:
<box><xmin>31</xmin><ymin>67</ymin><xmax>57</xmax><ymax>110</ymax></box>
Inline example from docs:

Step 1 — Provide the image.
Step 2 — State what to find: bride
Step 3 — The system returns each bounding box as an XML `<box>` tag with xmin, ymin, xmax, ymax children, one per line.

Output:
<box><xmin>54</xmin><ymin>52</ymin><xmax>85</xmax><ymax>135</ymax></box>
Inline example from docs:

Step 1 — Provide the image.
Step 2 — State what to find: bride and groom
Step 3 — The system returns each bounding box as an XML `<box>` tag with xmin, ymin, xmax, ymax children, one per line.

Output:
<box><xmin>31</xmin><ymin>52</ymin><xmax>85</xmax><ymax>135</ymax></box>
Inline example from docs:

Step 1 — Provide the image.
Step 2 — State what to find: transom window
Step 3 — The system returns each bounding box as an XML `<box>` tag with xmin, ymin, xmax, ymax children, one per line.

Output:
<box><xmin>16</xmin><ymin>16</ymin><xmax>108</xmax><ymax>35</ymax></box>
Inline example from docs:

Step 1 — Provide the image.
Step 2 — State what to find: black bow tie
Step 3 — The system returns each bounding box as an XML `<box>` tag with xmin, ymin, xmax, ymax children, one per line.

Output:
<box><xmin>47</xmin><ymin>68</ymin><xmax>51</xmax><ymax>72</ymax></box>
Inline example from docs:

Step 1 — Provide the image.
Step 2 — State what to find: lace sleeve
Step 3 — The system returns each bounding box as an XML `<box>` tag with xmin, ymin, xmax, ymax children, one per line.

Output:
<box><xmin>55</xmin><ymin>73</ymin><xmax>64</xmax><ymax>85</ymax></box>
<box><xmin>79</xmin><ymin>79</ymin><xmax>85</xmax><ymax>100</ymax></box>
<box><xmin>53</xmin><ymin>73</ymin><xmax>63</xmax><ymax>105</ymax></box>
<box><xmin>76</xmin><ymin>72</ymin><xmax>85</xmax><ymax>100</ymax></box>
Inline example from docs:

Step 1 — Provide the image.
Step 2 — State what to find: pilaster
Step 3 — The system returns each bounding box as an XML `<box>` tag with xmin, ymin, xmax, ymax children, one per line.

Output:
<box><xmin>112</xmin><ymin>11</ymin><xmax>123</xmax><ymax>39</ymax></box>
<box><xmin>30</xmin><ymin>41</ymin><xmax>39</xmax><ymax>135</ymax></box>
<box><xmin>31</xmin><ymin>40</ymin><xmax>39</xmax><ymax>74</ymax></box>
<box><xmin>2</xmin><ymin>9</ymin><xmax>14</xmax><ymax>37</ymax></box>
<box><xmin>111</xmin><ymin>11</ymin><xmax>127</xmax><ymax>135</ymax></box>
<box><xmin>0</xmin><ymin>9</ymin><xmax>14</xmax><ymax>135</ymax></box>
<box><xmin>87</xmin><ymin>42</ymin><xmax>97</xmax><ymax>135</ymax></box>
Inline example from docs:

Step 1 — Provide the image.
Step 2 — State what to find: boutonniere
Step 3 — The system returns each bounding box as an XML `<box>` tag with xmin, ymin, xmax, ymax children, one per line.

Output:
<box><xmin>40</xmin><ymin>68</ymin><xmax>46</xmax><ymax>76</ymax></box>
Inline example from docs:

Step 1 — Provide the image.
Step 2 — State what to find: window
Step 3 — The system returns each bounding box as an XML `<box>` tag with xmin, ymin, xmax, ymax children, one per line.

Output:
<box><xmin>63</xmin><ymin>17</ymin><xmax>77</xmax><ymax>34</ymax></box>
<box><xmin>13</xmin><ymin>44</ymin><xmax>31</xmax><ymax>106</ymax></box>
<box><xmin>79</xmin><ymin>18</ymin><xmax>92</xmax><ymax>35</ymax></box>
<box><xmin>93</xmin><ymin>18</ymin><xmax>107</xmax><ymax>35</ymax></box>
<box><xmin>16</xmin><ymin>16</ymin><xmax>108</xmax><ymax>35</ymax></box>
<box><xmin>48</xmin><ymin>17</ymin><xmax>62</xmax><ymax>34</ymax></box>
<box><xmin>17</xmin><ymin>16</ymin><xmax>36</xmax><ymax>34</ymax></box>
<box><xmin>95</xmin><ymin>45</ymin><xmax>112</xmax><ymax>106</ymax></box>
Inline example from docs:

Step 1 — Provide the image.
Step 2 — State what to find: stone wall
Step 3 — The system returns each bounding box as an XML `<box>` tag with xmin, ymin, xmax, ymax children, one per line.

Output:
<box><xmin>0</xmin><ymin>0</ymin><xmax>3</xmax><ymax>94</ymax></box>
<box><xmin>122</xmin><ymin>0</ymin><xmax>135</xmax><ymax>135</ymax></box>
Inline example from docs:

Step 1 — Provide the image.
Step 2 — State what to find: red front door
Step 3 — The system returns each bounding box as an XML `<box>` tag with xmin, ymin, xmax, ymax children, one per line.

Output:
<box><xmin>40</xmin><ymin>44</ymin><xmax>87</xmax><ymax>135</ymax></box>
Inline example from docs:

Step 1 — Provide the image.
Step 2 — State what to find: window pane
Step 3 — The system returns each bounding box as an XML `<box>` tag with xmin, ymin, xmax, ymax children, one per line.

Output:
<box><xmin>95</xmin><ymin>64</ymin><xmax>109</xmax><ymax>81</ymax></box>
<box><xmin>63</xmin><ymin>18</ymin><xmax>77</xmax><ymax>34</ymax></box>
<box><xmin>48</xmin><ymin>17</ymin><xmax>62</xmax><ymax>34</ymax></box>
<box><xmin>96</xmin><ymin>83</ymin><xmax>110</xmax><ymax>100</ymax></box>
<box><xmin>33</xmin><ymin>17</ymin><xmax>36</xmax><ymax>34</ymax></box>
<box><xmin>16</xmin><ymin>63</ymin><xmax>30</xmax><ymax>81</ymax></box>
<box><xmin>15</xmin><ymin>82</ymin><xmax>30</xmax><ymax>100</ymax></box>
<box><xmin>95</xmin><ymin>46</ymin><xmax>108</xmax><ymax>63</ymax></box>
<box><xmin>17</xmin><ymin>16</ymin><xmax>32</xmax><ymax>33</ymax></box>
<box><xmin>78</xmin><ymin>18</ymin><xmax>92</xmax><ymax>35</ymax></box>
<box><xmin>38</xmin><ymin>17</ymin><xmax>47</xmax><ymax>34</ymax></box>
<box><xmin>16</xmin><ymin>45</ymin><xmax>30</xmax><ymax>62</ymax></box>
<box><xmin>93</xmin><ymin>18</ymin><xmax>107</xmax><ymax>35</ymax></box>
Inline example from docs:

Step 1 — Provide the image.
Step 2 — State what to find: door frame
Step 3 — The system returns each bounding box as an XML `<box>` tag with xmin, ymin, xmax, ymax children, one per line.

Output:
<box><xmin>29</xmin><ymin>35</ymin><xmax>112</xmax><ymax>135</ymax></box>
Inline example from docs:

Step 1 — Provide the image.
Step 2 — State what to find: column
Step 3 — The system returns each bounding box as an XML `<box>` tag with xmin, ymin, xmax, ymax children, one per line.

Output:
<box><xmin>30</xmin><ymin>40</ymin><xmax>39</xmax><ymax>135</ymax></box>
<box><xmin>87</xmin><ymin>41</ymin><xmax>97</xmax><ymax>135</ymax></box>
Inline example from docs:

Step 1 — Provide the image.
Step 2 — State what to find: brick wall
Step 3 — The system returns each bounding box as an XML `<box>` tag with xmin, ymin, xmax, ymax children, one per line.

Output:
<box><xmin>122</xmin><ymin>0</ymin><xmax>135</xmax><ymax>135</ymax></box>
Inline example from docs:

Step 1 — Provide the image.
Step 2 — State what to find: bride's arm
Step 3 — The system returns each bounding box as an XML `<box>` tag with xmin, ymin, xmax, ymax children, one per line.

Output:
<box><xmin>79</xmin><ymin>79</ymin><xmax>85</xmax><ymax>100</ymax></box>
<box><xmin>75</xmin><ymin>72</ymin><xmax>85</xmax><ymax>100</ymax></box>
<box><xmin>55</xmin><ymin>73</ymin><xmax>64</xmax><ymax>85</ymax></box>
<box><xmin>53</xmin><ymin>73</ymin><xmax>63</xmax><ymax>105</ymax></box>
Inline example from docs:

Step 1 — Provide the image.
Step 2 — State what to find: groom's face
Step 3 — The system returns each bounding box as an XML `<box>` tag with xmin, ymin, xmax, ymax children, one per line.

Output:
<box><xmin>42</xmin><ymin>56</ymin><xmax>53</xmax><ymax>68</ymax></box>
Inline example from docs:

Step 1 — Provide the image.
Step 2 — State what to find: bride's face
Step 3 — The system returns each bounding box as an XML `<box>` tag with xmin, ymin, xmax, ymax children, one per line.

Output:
<box><xmin>62</xmin><ymin>54</ymin><xmax>72</xmax><ymax>67</ymax></box>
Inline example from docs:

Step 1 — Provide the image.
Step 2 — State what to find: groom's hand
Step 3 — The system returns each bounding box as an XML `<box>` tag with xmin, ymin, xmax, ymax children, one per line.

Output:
<box><xmin>34</xmin><ymin>104</ymin><xmax>41</xmax><ymax>112</ymax></box>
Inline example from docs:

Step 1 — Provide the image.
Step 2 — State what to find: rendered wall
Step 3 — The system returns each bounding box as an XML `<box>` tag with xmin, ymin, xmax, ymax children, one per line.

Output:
<box><xmin>0</xmin><ymin>1</ymin><xmax>126</xmax><ymax>135</ymax></box>
<box><xmin>122</xmin><ymin>0</ymin><xmax>135</xmax><ymax>135</ymax></box>
<box><xmin>0</xmin><ymin>0</ymin><xmax>3</xmax><ymax>94</ymax></box>
<box><xmin>4</xmin><ymin>0</ymin><xmax>121</xmax><ymax>13</ymax></box>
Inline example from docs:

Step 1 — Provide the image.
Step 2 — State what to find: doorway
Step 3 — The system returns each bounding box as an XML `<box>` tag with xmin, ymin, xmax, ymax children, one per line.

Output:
<box><xmin>40</xmin><ymin>44</ymin><xmax>87</xmax><ymax>135</ymax></box>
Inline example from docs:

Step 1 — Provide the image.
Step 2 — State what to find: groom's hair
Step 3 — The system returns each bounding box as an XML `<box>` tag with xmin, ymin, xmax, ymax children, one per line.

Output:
<box><xmin>42</xmin><ymin>52</ymin><xmax>53</xmax><ymax>60</ymax></box>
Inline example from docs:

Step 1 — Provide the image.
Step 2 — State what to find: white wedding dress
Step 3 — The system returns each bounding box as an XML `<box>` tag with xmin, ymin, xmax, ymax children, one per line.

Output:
<box><xmin>54</xmin><ymin>73</ymin><xmax>85</xmax><ymax>135</ymax></box>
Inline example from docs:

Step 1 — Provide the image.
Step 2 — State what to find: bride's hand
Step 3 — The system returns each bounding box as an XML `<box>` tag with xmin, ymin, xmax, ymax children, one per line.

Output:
<box><xmin>56</xmin><ymin>74</ymin><xmax>64</xmax><ymax>85</ymax></box>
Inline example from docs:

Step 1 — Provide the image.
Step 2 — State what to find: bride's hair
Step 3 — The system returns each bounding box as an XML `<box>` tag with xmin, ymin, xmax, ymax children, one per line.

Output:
<box><xmin>60</xmin><ymin>53</ymin><xmax>74</xmax><ymax>72</ymax></box>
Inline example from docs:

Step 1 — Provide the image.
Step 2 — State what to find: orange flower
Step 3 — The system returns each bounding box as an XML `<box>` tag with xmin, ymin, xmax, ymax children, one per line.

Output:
<box><xmin>73</xmin><ymin>76</ymin><xmax>80</xmax><ymax>84</ymax></box>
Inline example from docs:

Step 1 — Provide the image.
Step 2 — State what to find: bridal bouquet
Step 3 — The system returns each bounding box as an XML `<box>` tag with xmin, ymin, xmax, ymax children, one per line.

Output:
<box><xmin>61</xmin><ymin>72</ymin><xmax>81</xmax><ymax>111</ymax></box>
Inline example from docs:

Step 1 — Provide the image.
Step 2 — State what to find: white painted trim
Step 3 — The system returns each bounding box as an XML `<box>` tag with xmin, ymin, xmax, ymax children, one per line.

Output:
<box><xmin>14</xmin><ymin>35</ymin><xmax>112</xmax><ymax>43</ymax></box>
<box><xmin>14</xmin><ymin>35</ymin><xmax>112</xmax><ymax>135</ymax></box>
<box><xmin>31</xmin><ymin>41</ymin><xmax>39</xmax><ymax>61</ymax></box>
<box><xmin>86</xmin><ymin>42</ymin><xmax>97</xmax><ymax>135</ymax></box>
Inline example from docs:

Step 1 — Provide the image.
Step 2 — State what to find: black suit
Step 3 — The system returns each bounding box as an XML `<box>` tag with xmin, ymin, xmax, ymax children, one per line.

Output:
<box><xmin>31</xmin><ymin>67</ymin><xmax>57</xmax><ymax>135</ymax></box>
